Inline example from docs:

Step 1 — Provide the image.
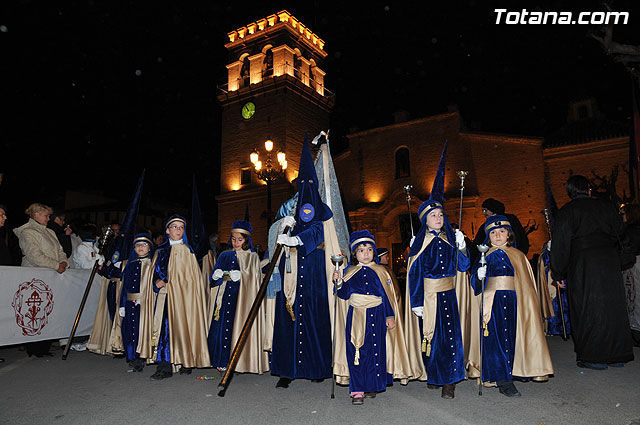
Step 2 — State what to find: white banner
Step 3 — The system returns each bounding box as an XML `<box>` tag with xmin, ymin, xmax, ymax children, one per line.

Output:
<box><xmin>0</xmin><ymin>266</ymin><xmax>100</xmax><ymax>346</ymax></box>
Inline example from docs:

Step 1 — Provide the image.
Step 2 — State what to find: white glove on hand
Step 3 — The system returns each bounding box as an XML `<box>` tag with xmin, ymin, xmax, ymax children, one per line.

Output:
<box><xmin>278</xmin><ymin>216</ymin><xmax>297</xmax><ymax>234</ymax></box>
<box><xmin>477</xmin><ymin>265</ymin><xmax>487</xmax><ymax>280</ymax></box>
<box><xmin>412</xmin><ymin>306</ymin><xmax>423</xmax><ymax>317</ymax></box>
<box><xmin>229</xmin><ymin>270</ymin><xmax>242</xmax><ymax>282</ymax></box>
<box><xmin>277</xmin><ymin>234</ymin><xmax>301</xmax><ymax>247</ymax></box>
<box><xmin>546</xmin><ymin>240</ymin><xmax>551</xmax><ymax>252</ymax></box>
<box><xmin>455</xmin><ymin>229</ymin><xmax>466</xmax><ymax>251</ymax></box>
<box><xmin>410</xmin><ymin>236</ymin><xmax>416</xmax><ymax>248</ymax></box>
<box><xmin>212</xmin><ymin>269</ymin><xmax>224</xmax><ymax>280</ymax></box>
<box><xmin>119</xmin><ymin>307</ymin><xmax>125</xmax><ymax>318</ymax></box>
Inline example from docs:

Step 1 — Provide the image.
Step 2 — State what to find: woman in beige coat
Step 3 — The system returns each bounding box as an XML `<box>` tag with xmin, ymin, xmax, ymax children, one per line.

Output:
<box><xmin>13</xmin><ymin>203</ymin><xmax>68</xmax><ymax>273</ymax></box>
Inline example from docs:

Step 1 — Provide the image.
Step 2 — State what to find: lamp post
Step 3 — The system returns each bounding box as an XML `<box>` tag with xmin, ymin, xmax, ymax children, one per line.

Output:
<box><xmin>250</xmin><ymin>139</ymin><xmax>287</xmax><ymax>230</ymax></box>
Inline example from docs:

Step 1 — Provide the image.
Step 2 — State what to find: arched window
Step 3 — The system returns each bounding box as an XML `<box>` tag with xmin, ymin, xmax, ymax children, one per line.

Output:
<box><xmin>395</xmin><ymin>147</ymin><xmax>410</xmax><ymax>178</ymax></box>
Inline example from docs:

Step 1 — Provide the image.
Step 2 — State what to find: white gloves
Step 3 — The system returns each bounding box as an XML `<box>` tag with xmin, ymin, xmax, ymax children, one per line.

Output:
<box><xmin>546</xmin><ymin>240</ymin><xmax>551</xmax><ymax>252</ymax></box>
<box><xmin>212</xmin><ymin>269</ymin><xmax>224</xmax><ymax>280</ymax></box>
<box><xmin>412</xmin><ymin>306</ymin><xmax>423</xmax><ymax>317</ymax></box>
<box><xmin>455</xmin><ymin>229</ymin><xmax>466</xmax><ymax>251</ymax></box>
<box><xmin>229</xmin><ymin>270</ymin><xmax>242</xmax><ymax>282</ymax></box>
<box><xmin>409</xmin><ymin>236</ymin><xmax>416</xmax><ymax>248</ymax></box>
<box><xmin>278</xmin><ymin>216</ymin><xmax>297</xmax><ymax>234</ymax></box>
<box><xmin>277</xmin><ymin>234</ymin><xmax>301</xmax><ymax>247</ymax></box>
<box><xmin>118</xmin><ymin>307</ymin><xmax>125</xmax><ymax>318</ymax></box>
<box><xmin>477</xmin><ymin>265</ymin><xmax>487</xmax><ymax>280</ymax></box>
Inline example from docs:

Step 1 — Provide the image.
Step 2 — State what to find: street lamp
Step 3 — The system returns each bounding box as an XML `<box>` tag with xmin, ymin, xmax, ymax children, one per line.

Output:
<box><xmin>250</xmin><ymin>139</ymin><xmax>287</xmax><ymax>229</ymax></box>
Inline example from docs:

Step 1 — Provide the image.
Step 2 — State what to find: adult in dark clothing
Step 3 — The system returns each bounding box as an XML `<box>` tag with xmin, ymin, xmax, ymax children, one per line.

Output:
<box><xmin>47</xmin><ymin>209</ymin><xmax>72</xmax><ymax>258</ymax></box>
<box><xmin>550</xmin><ymin>175</ymin><xmax>634</xmax><ymax>369</ymax></box>
<box><xmin>0</xmin><ymin>205</ymin><xmax>11</xmax><ymax>266</ymax></box>
<box><xmin>471</xmin><ymin>198</ymin><xmax>529</xmax><ymax>263</ymax></box>
<box><xmin>0</xmin><ymin>205</ymin><xmax>8</xmax><ymax>362</ymax></box>
<box><xmin>621</xmin><ymin>204</ymin><xmax>640</xmax><ymax>346</ymax></box>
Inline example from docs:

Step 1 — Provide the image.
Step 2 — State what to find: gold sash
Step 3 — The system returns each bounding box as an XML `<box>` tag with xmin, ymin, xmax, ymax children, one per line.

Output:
<box><xmin>421</xmin><ymin>276</ymin><xmax>455</xmax><ymax>355</ymax></box>
<box><xmin>126</xmin><ymin>292</ymin><xmax>141</xmax><ymax>301</ymax></box>
<box><xmin>348</xmin><ymin>293</ymin><xmax>382</xmax><ymax>365</ymax></box>
<box><xmin>482</xmin><ymin>276</ymin><xmax>516</xmax><ymax>325</ymax></box>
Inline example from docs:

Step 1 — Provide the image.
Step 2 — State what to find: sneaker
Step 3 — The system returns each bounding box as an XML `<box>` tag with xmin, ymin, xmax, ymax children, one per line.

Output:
<box><xmin>70</xmin><ymin>343</ymin><xmax>87</xmax><ymax>352</ymax></box>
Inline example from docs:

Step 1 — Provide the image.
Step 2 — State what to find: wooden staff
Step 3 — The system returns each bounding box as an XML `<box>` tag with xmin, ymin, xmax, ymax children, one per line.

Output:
<box><xmin>218</xmin><ymin>225</ymin><xmax>291</xmax><ymax>396</ymax></box>
<box><xmin>62</xmin><ymin>225</ymin><xmax>114</xmax><ymax>360</ymax></box>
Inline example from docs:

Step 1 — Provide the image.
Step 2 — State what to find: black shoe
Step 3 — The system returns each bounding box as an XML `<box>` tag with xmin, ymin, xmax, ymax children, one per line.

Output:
<box><xmin>113</xmin><ymin>353</ymin><xmax>126</xmax><ymax>359</ymax></box>
<box><xmin>364</xmin><ymin>392</ymin><xmax>377</xmax><ymax>398</ymax></box>
<box><xmin>32</xmin><ymin>352</ymin><xmax>54</xmax><ymax>358</ymax></box>
<box><xmin>150</xmin><ymin>370</ymin><xmax>172</xmax><ymax>380</ymax></box>
<box><xmin>311</xmin><ymin>379</ymin><xmax>324</xmax><ymax>383</ymax></box>
<box><xmin>276</xmin><ymin>377</ymin><xmax>292</xmax><ymax>388</ymax></box>
<box><xmin>427</xmin><ymin>384</ymin><xmax>441</xmax><ymax>390</ymax></box>
<box><xmin>179</xmin><ymin>367</ymin><xmax>193</xmax><ymax>375</ymax></box>
<box><xmin>577</xmin><ymin>361</ymin><xmax>607</xmax><ymax>370</ymax></box>
<box><xmin>441</xmin><ymin>384</ymin><xmax>455</xmax><ymax>399</ymax></box>
<box><xmin>498</xmin><ymin>382</ymin><xmax>521</xmax><ymax>397</ymax></box>
<box><xmin>0</xmin><ymin>358</ymin><xmax>5</xmax><ymax>363</ymax></box>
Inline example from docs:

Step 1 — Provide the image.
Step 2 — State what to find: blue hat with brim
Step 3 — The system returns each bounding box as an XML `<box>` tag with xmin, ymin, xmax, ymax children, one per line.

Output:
<box><xmin>229</xmin><ymin>220</ymin><xmax>254</xmax><ymax>250</ymax></box>
<box><xmin>483</xmin><ymin>214</ymin><xmax>514</xmax><ymax>246</ymax></box>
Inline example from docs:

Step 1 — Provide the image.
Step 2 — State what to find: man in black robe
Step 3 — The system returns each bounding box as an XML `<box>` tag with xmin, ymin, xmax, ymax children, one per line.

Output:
<box><xmin>550</xmin><ymin>175</ymin><xmax>634</xmax><ymax>369</ymax></box>
<box><xmin>470</xmin><ymin>198</ymin><xmax>529</xmax><ymax>263</ymax></box>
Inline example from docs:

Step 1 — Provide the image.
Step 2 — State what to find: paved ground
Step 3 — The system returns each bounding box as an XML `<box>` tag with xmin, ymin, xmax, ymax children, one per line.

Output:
<box><xmin>0</xmin><ymin>336</ymin><xmax>639</xmax><ymax>425</ymax></box>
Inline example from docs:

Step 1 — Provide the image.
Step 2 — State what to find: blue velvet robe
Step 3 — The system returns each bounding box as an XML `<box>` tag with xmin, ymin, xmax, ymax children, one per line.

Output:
<box><xmin>408</xmin><ymin>231</ymin><xmax>469</xmax><ymax>385</ymax></box>
<box><xmin>207</xmin><ymin>251</ymin><xmax>240</xmax><ymax>368</ymax></box>
<box><xmin>541</xmin><ymin>249</ymin><xmax>571</xmax><ymax>336</ymax></box>
<box><xmin>271</xmin><ymin>221</ymin><xmax>332</xmax><ymax>379</ymax></box>
<box><xmin>120</xmin><ymin>257</ymin><xmax>150</xmax><ymax>361</ymax></box>
<box><xmin>338</xmin><ymin>264</ymin><xmax>394</xmax><ymax>393</ymax></box>
<box><xmin>471</xmin><ymin>248</ymin><xmax>517</xmax><ymax>383</ymax></box>
<box><xmin>152</xmin><ymin>246</ymin><xmax>172</xmax><ymax>363</ymax></box>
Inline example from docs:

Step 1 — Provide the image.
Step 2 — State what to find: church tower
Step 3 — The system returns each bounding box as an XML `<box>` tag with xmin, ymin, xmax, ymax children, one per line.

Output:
<box><xmin>217</xmin><ymin>10</ymin><xmax>334</xmax><ymax>246</ymax></box>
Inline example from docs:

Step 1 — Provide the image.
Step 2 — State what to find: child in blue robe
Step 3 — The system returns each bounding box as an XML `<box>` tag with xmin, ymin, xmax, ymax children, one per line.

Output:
<box><xmin>472</xmin><ymin>215</ymin><xmax>554</xmax><ymax>397</ymax></box>
<box><xmin>118</xmin><ymin>233</ymin><xmax>153</xmax><ymax>371</ymax></box>
<box><xmin>334</xmin><ymin>230</ymin><xmax>395</xmax><ymax>405</ymax></box>
<box><xmin>207</xmin><ymin>220</ymin><xmax>268</xmax><ymax>374</ymax></box>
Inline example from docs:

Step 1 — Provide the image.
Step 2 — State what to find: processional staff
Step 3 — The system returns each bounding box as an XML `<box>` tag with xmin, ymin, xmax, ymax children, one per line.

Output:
<box><xmin>541</xmin><ymin>208</ymin><xmax>568</xmax><ymax>341</ymax></box>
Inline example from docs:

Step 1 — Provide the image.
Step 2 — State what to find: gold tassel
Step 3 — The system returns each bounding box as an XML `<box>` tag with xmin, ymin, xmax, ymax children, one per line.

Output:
<box><xmin>483</xmin><ymin>321</ymin><xmax>489</xmax><ymax>337</ymax></box>
<box><xmin>286</xmin><ymin>301</ymin><xmax>296</xmax><ymax>321</ymax></box>
<box><xmin>214</xmin><ymin>306</ymin><xmax>220</xmax><ymax>321</ymax></box>
<box><xmin>354</xmin><ymin>348</ymin><xmax>360</xmax><ymax>365</ymax></box>
<box><xmin>426</xmin><ymin>340</ymin><xmax>432</xmax><ymax>357</ymax></box>
<box><xmin>151</xmin><ymin>331</ymin><xmax>158</xmax><ymax>362</ymax></box>
<box><xmin>421</xmin><ymin>336</ymin><xmax>427</xmax><ymax>353</ymax></box>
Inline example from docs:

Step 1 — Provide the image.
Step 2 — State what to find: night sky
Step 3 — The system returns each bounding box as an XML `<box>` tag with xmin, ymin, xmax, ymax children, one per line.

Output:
<box><xmin>2</xmin><ymin>0</ymin><xmax>638</xmax><ymax>229</ymax></box>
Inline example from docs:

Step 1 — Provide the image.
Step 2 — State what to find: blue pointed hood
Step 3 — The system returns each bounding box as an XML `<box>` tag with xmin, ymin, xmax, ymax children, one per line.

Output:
<box><xmin>105</xmin><ymin>169</ymin><xmax>145</xmax><ymax>266</ymax></box>
<box><xmin>191</xmin><ymin>175</ymin><xmax>210</xmax><ymax>261</ymax></box>
<box><xmin>292</xmin><ymin>133</ymin><xmax>332</xmax><ymax>236</ymax></box>
<box><xmin>409</xmin><ymin>141</ymin><xmax>455</xmax><ymax>256</ymax></box>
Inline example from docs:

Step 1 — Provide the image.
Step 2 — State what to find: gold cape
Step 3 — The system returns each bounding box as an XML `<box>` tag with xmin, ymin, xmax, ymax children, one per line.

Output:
<box><xmin>404</xmin><ymin>232</ymin><xmax>473</xmax><ymax>381</ymax></box>
<box><xmin>137</xmin><ymin>243</ymin><xmax>211</xmax><ymax>369</ymax></box>
<box><xmin>339</xmin><ymin>262</ymin><xmax>423</xmax><ymax>385</ymax></box>
<box><xmin>222</xmin><ymin>250</ymin><xmax>269</xmax><ymax>374</ymax></box>
<box><xmin>87</xmin><ymin>275</ymin><xmax>122</xmax><ymax>355</ymax></box>
<box><xmin>200</xmin><ymin>250</ymin><xmax>217</xmax><ymax>329</ymax></box>
<box><xmin>467</xmin><ymin>246</ymin><xmax>554</xmax><ymax>379</ymax></box>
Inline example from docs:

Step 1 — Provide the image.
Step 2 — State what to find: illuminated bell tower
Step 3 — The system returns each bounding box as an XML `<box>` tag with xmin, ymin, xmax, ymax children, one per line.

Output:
<box><xmin>216</xmin><ymin>10</ymin><xmax>334</xmax><ymax>246</ymax></box>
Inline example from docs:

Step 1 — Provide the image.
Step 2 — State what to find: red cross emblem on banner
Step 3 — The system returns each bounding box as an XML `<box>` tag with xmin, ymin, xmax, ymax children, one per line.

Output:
<box><xmin>12</xmin><ymin>278</ymin><xmax>54</xmax><ymax>336</ymax></box>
